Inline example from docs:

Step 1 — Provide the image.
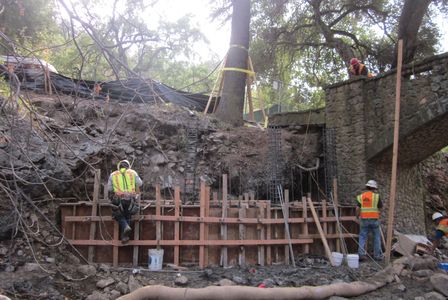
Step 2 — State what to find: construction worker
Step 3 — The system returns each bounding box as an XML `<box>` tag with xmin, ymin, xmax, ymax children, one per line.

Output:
<box><xmin>430</xmin><ymin>212</ymin><xmax>448</xmax><ymax>251</ymax></box>
<box><xmin>349</xmin><ymin>58</ymin><xmax>373</xmax><ymax>78</ymax></box>
<box><xmin>107</xmin><ymin>160</ymin><xmax>143</xmax><ymax>242</ymax></box>
<box><xmin>356</xmin><ymin>180</ymin><xmax>383</xmax><ymax>261</ymax></box>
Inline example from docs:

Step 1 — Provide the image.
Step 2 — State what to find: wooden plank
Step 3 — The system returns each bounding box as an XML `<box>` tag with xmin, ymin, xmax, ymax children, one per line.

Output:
<box><xmin>156</xmin><ymin>185</ymin><xmax>161</xmax><ymax>249</ymax></box>
<box><xmin>65</xmin><ymin>215</ymin><xmax>357</xmax><ymax>225</ymax></box>
<box><xmin>274</xmin><ymin>210</ymin><xmax>279</xmax><ymax>262</ymax></box>
<box><xmin>220</xmin><ymin>174</ymin><xmax>228</xmax><ymax>267</ymax></box>
<box><xmin>266</xmin><ymin>202</ymin><xmax>272</xmax><ymax>265</ymax></box>
<box><xmin>174</xmin><ymin>187</ymin><xmax>181</xmax><ymax>266</ymax></box>
<box><xmin>69</xmin><ymin>238</ymin><xmax>316</xmax><ymax>246</ymax></box>
<box><xmin>322</xmin><ymin>200</ymin><xmax>329</xmax><ymax>250</ymax></box>
<box><xmin>204</xmin><ymin>186</ymin><xmax>210</xmax><ymax>267</ymax></box>
<box><xmin>88</xmin><ymin>169</ymin><xmax>101</xmax><ymax>262</ymax></box>
<box><xmin>307</xmin><ymin>196</ymin><xmax>334</xmax><ymax>265</ymax></box>
<box><xmin>257</xmin><ymin>203</ymin><xmax>265</xmax><ymax>266</ymax></box>
<box><xmin>199</xmin><ymin>181</ymin><xmax>206</xmax><ymax>269</ymax></box>
<box><xmin>239</xmin><ymin>201</ymin><xmax>247</xmax><ymax>266</ymax></box>
<box><xmin>113</xmin><ymin>221</ymin><xmax>119</xmax><ymax>267</ymax></box>
<box><xmin>386</xmin><ymin>39</ymin><xmax>403</xmax><ymax>265</ymax></box>
<box><xmin>284</xmin><ymin>190</ymin><xmax>290</xmax><ymax>265</ymax></box>
<box><xmin>302</xmin><ymin>196</ymin><xmax>309</xmax><ymax>254</ymax></box>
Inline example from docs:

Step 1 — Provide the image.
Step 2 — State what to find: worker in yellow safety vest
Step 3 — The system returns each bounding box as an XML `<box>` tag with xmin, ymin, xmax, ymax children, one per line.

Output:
<box><xmin>356</xmin><ymin>180</ymin><xmax>383</xmax><ymax>261</ymax></box>
<box><xmin>107</xmin><ymin>160</ymin><xmax>143</xmax><ymax>242</ymax></box>
<box><xmin>430</xmin><ymin>212</ymin><xmax>448</xmax><ymax>251</ymax></box>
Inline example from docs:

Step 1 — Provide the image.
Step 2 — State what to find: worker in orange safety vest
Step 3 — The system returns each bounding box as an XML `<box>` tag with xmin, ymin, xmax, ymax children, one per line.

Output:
<box><xmin>349</xmin><ymin>58</ymin><xmax>374</xmax><ymax>78</ymax></box>
<box><xmin>107</xmin><ymin>160</ymin><xmax>143</xmax><ymax>242</ymax></box>
<box><xmin>430</xmin><ymin>212</ymin><xmax>448</xmax><ymax>251</ymax></box>
<box><xmin>356</xmin><ymin>180</ymin><xmax>383</xmax><ymax>261</ymax></box>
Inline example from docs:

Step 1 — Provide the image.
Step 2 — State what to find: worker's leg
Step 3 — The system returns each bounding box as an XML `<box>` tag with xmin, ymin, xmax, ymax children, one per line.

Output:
<box><xmin>372</xmin><ymin>220</ymin><xmax>383</xmax><ymax>260</ymax></box>
<box><xmin>358</xmin><ymin>219</ymin><xmax>369</xmax><ymax>258</ymax></box>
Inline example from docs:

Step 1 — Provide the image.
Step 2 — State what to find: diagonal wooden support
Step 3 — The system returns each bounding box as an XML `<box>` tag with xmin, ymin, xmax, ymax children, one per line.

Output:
<box><xmin>307</xmin><ymin>196</ymin><xmax>334</xmax><ymax>266</ymax></box>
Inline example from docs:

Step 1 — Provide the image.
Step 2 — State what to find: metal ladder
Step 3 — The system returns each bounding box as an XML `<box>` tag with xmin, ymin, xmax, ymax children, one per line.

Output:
<box><xmin>183</xmin><ymin>125</ymin><xmax>198</xmax><ymax>203</ymax></box>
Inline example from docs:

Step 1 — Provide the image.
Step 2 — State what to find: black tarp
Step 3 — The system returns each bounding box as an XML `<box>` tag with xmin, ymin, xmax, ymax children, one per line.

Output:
<box><xmin>1</xmin><ymin>68</ymin><xmax>216</xmax><ymax>112</ymax></box>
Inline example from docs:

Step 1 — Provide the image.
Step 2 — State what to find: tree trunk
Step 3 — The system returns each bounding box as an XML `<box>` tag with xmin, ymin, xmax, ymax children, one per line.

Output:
<box><xmin>392</xmin><ymin>0</ymin><xmax>432</xmax><ymax>68</ymax></box>
<box><xmin>215</xmin><ymin>0</ymin><xmax>250</xmax><ymax>127</ymax></box>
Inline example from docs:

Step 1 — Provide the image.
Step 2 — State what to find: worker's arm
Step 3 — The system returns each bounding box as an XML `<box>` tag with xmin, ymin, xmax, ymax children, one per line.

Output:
<box><xmin>107</xmin><ymin>174</ymin><xmax>114</xmax><ymax>192</ymax></box>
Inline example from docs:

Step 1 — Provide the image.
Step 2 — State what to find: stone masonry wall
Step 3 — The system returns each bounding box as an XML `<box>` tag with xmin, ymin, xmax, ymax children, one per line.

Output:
<box><xmin>325</xmin><ymin>52</ymin><xmax>448</xmax><ymax>234</ymax></box>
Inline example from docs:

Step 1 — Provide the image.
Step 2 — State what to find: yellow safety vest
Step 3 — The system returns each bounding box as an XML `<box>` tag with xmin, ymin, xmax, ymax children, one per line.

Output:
<box><xmin>356</xmin><ymin>191</ymin><xmax>380</xmax><ymax>219</ymax></box>
<box><xmin>111</xmin><ymin>168</ymin><xmax>136</xmax><ymax>195</ymax></box>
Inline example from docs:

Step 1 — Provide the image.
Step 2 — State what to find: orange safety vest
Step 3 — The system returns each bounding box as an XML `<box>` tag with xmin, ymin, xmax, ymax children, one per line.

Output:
<box><xmin>356</xmin><ymin>191</ymin><xmax>380</xmax><ymax>219</ymax></box>
<box><xmin>349</xmin><ymin>63</ymin><xmax>366</xmax><ymax>76</ymax></box>
<box><xmin>111</xmin><ymin>168</ymin><xmax>136</xmax><ymax>196</ymax></box>
<box><xmin>437</xmin><ymin>218</ymin><xmax>448</xmax><ymax>237</ymax></box>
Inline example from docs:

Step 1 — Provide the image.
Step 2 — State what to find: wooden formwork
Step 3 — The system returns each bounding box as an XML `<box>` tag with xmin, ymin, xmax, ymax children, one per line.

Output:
<box><xmin>61</xmin><ymin>180</ymin><xmax>359</xmax><ymax>268</ymax></box>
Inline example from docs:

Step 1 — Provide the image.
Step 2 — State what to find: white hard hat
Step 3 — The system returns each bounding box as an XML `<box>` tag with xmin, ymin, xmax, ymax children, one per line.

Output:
<box><xmin>365</xmin><ymin>180</ymin><xmax>378</xmax><ymax>189</ymax></box>
<box><xmin>432</xmin><ymin>212</ymin><xmax>443</xmax><ymax>221</ymax></box>
<box><xmin>117</xmin><ymin>160</ymin><xmax>130</xmax><ymax>170</ymax></box>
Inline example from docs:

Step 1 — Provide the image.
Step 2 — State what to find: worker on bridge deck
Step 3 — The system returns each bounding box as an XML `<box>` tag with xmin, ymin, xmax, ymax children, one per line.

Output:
<box><xmin>356</xmin><ymin>179</ymin><xmax>383</xmax><ymax>261</ymax></box>
<box><xmin>349</xmin><ymin>58</ymin><xmax>373</xmax><ymax>78</ymax></box>
<box><xmin>107</xmin><ymin>160</ymin><xmax>143</xmax><ymax>242</ymax></box>
<box><xmin>430</xmin><ymin>212</ymin><xmax>448</xmax><ymax>252</ymax></box>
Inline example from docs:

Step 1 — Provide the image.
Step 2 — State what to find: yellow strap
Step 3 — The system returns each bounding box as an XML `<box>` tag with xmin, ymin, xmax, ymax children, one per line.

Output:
<box><xmin>222</xmin><ymin>67</ymin><xmax>255</xmax><ymax>76</ymax></box>
<box><xmin>229</xmin><ymin>44</ymin><xmax>248</xmax><ymax>51</ymax></box>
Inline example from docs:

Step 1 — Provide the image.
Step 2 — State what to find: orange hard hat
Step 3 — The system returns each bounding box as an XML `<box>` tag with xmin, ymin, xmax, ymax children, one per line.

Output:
<box><xmin>350</xmin><ymin>58</ymin><xmax>359</xmax><ymax>65</ymax></box>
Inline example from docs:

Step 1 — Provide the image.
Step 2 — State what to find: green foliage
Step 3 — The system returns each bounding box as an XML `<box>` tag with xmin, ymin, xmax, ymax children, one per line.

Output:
<box><xmin>0</xmin><ymin>0</ymin><xmax>60</xmax><ymax>54</ymax></box>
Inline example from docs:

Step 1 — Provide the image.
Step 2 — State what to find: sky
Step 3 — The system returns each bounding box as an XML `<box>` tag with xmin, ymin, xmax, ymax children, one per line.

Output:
<box><xmin>63</xmin><ymin>0</ymin><xmax>447</xmax><ymax>61</ymax></box>
<box><xmin>143</xmin><ymin>0</ymin><xmax>231</xmax><ymax>60</ymax></box>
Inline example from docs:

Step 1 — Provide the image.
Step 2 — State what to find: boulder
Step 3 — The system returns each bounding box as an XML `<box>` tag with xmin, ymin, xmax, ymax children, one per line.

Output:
<box><xmin>430</xmin><ymin>273</ymin><xmax>448</xmax><ymax>296</ymax></box>
<box><xmin>96</xmin><ymin>278</ymin><xmax>115</xmax><ymax>289</ymax></box>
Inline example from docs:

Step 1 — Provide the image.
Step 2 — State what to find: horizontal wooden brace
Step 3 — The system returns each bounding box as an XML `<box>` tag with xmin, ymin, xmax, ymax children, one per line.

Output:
<box><xmin>64</xmin><ymin>215</ymin><xmax>357</xmax><ymax>225</ymax></box>
<box><xmin>67</xmin><ymin>238</ymin><xmax>315</xmax><ymax>247</ymax></box>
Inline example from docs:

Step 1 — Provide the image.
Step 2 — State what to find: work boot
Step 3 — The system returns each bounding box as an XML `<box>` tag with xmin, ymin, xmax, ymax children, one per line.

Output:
<box><xmin>359</xmin><ymin>255</ymin><xmax>367</xmax><ymax>262</ymax></box>
<box><xmin>374</xmin><ymin>255</ymin><xmax>384</xmax><ymax>261</ymax></box>
<box><xmin>121</xmin><ymin>225</ymin><xmax>131</xmax><ymax>242</ymax></box>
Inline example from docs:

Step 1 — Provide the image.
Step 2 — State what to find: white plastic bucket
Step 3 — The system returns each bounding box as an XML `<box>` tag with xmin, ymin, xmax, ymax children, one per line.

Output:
<box><xmin>347</xmin><ymin>254</ymin><xmax>359</xmax><ymax>269</ymax></box>
<box><xmin>331</xmin><ymin>252</ymin><xmax>343</xmax><ymax>266</ymax></box>
<box><xmin>148</xmin><ymin>249</ymin><xmax>164</xmax><ymax>271</ymax></box>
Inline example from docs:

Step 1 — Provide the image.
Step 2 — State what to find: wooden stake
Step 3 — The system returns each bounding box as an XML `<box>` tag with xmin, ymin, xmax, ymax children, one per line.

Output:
<box><xmin>220</xmin><ymin>174</ymin><xmax>228</xmax><ymax>267</ymax></box>
<box><xmin>385</xmin><ymin>39</ymin><xmax>403</xmax><ymax>265</ymax></box>
<box><xmin>174</xmin><ymin>187</ymin><xmax>181</xmax><ymax>266</ymax></box>
<box><xmin>307</xmin><ymin>196</ymin><xmax>334</xmax><ymax>266</ymax></box>
<box><xmin>156</xmin><ymin>185</ymin><xmax>161</xmax><ymax>249</ymax></box>
<box><xmin>239</xmin><ymin>201</ymin><xmax>247</xmax><ymax>266</ymax></box>
<box><xmin>266</xmin><ymin>202</ymin><xmax>272</xmax><ymax>265</ymax></box>
<box><xmin>113</xmin><ymin>222</ymin><xmax>119</xmax><ymax>267</ymax></box>
<box><xmin>284</xmin><ymin>190</ymin><xmax>290</xmax><ymax>265</ymax></box>
<box><xmin>199</xmin><ymin>181</ymin><xmax>206</xmax><ymax>269</ymax></box>
<box><xmin>302</xmin><ymin>196</ymin><xmax>309</xmax><ymax>254</ymax></box>
<box><xmin>88</xmin><ymin>169</ymin><xmax>101</xmax><ymax>262</ymax></box>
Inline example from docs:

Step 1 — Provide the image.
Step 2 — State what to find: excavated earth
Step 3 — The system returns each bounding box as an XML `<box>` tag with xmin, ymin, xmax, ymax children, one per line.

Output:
<box><xmin>0</xmin><ymin>92</ymin><xmax>447</xmax><ymax>299</ymax></box>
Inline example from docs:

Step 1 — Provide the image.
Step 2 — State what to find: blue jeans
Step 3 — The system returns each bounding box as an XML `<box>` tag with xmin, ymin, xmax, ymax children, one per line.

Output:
<box><xmin>358</xmin><ymin>219</ymin><xmax>382</xmax><ymax>258</ymax></box>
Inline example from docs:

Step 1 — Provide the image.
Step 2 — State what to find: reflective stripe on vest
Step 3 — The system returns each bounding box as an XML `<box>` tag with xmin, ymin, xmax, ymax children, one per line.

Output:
<box><xmin>437</xmin><ymin>219</ymin><xmax>448</xmax><ymax>237</ymax></box>
<box><xmin>356</xmin><ymin>191</ymin><xmax>379</xmax><ymax>219</ymax></box>
<box><xmin>111</xmin><ymin>169</ymin><xmax>136</xmax><ymax>194</ymax></box>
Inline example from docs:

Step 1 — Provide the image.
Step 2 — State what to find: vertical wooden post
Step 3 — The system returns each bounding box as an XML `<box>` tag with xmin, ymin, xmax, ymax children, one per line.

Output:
<box><xmin>302</xmin><ymin>196</ymin><xmax>309</xmax><ymax>254</ymax></box>
<box><xmin>274</xmin><ymin>209</ymin><xmax>279</xmax><ymax>262</ymax></box>
<box><xmin>220</xmin><ymin>174</ymin><xmax>228</xmax><ymax>267</ymax></box>
<box><xmin>386</xmin><ymin>39</ymin><xmax>404</xmax><ymax>265</ymax></box>
<box><xmin>238</xmin><ymin>201</ymin><xmax>247</xmax><ymax>266</ymax></box>
<box><xmin>199</xmin><ymin>181</ymin><xmax>206</xmax><ymax>269</ymax></box>
<box><xmin>284</xmin><ymin>190</ymin><xmax>290</xmax><ymax>265</ymax></box>
<box><xmin>88</xmin><ymin>169</ymin><xmax>101</xmax><ymax>262</ymax></box>
<box><xmin>266</xmin><ymin>202</ymin><xmax>272</xmax><ymax>265</ymax></box>
<box><xmin>204</xmin><ymin>186</ymin><xmax>210</xmax><ymax>267</ymax></box>
<box><xmin>156</xmin><ymin>184</ymin><xmax>161</xmax><ymax>249</ymax></box>
<box><xmin>322</xmin><ymin>200</ymin><xmax>329</xmax><ymax>249</ymax></box>
<box><xmin>174</xmin><ymin>187</ymin><xmax>181</xmax><ymax>266</ymax></box>
<box><xmin>257</xmin><ymin>203</ymin><xmax>265</xmax><ymax>266</ymax></box>
<box><xmin>113</xmin><ymin>222</ymin><xmax>119</xmax><ymax>267</ymax></box>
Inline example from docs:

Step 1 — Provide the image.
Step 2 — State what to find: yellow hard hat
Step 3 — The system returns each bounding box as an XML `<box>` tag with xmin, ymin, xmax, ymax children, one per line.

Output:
<box><xmin>117</xmin><ymin>160</ymin><xmax>130</xmax><ymax>170</ymax></box>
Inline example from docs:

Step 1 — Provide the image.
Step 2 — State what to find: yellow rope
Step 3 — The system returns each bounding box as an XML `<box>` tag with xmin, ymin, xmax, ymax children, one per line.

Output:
<box><xmin>221</xmin><ymin>67</ymin><xmax>255</xmax><ymax>76</ymax></box>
